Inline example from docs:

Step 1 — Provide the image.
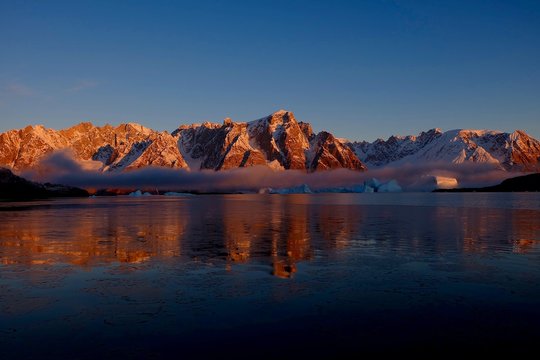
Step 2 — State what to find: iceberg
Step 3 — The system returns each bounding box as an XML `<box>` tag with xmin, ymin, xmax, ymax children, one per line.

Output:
<box><xmin>433</xmin><ymin>176</ymin><xmax>458</xmax><ymax>189</ymax></box>
<box><xmin>364</xmin><ymin>178</ymin><xmax>382</xmax><ymax>189</ymax></box>
<box><xmin>409</xmin><ymin>175</ymin><xmax>459</xmax><ymax>191</ymax></box>
<box><xmin>163</xmin><ymin>192</ymin><xmax>194</xmax><ymax>197</ymax></box>
<box><xmin>362</xmin><ymin>178</ymin><xmax>402</xmax><ymax>193</ymax></box>
<box><xmin>377</xmin><ymin>180</ymin><xmax>402</xmax><ymax>193</ymax></box>
<box><xmin>261</xmin><ymin>179</ymin><xmax>403</xmax><ymax>194</ymax></box>
<box><xmin>315</xmin><ymin>184</ymin><xmax>367</xmax><ymax>193</ymax></box>
<box><xmin>267</xmin><ymin>184</ymin><xmax>313</xmax><ymax>194</ymax></box>
<box><xmin>363</xmin><ymin>185</ymin><xmax>375</xmax><ymax>193</ymax></box>
<box><xmin>128</xmin><ymin>190</ymin><xmax>152</xmax><ymax>197</ymax></box>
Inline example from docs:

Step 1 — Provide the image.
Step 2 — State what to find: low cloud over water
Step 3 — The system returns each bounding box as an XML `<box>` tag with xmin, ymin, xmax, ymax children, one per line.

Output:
<box><xmin>22</xmin><ymin>150</ymin><xmax>513</xmax><ymax>192</ymax></box>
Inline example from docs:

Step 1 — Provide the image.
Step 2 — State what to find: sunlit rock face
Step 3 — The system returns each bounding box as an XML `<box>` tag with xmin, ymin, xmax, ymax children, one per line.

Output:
<box><xmin>247</xmin><ymin>110</ymin><xmax>310</xmax><ymax>170</ymax></box>
<box><xmin>308</xmin><ymin>131</ymin><xmax>366</xmax><ymax>171</ymax></box>
<box><xmin>0</xmin><ymin>110</ymin><xmax>366</xmax><ymax>173</ymax></box>
<box><xmin>0</xmin><ymin>122</ymin><xmax>187</xmax><ymax>172</ymax></box>
<box><xmin>175</xmin><ymin>121</ymin><xmax>268</xmax><ymax>170</ymax></box>
<box><xmin>350</xmin><ymin>128</ymin><xmax>540</xmax><ymax>172</ymax></box>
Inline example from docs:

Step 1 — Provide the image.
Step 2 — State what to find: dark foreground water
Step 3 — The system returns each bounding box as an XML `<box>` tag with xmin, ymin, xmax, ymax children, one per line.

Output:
<box><xmin>1</xmin><ymin>193</ymin><xmax>539</xmax><ymax>357</ymax></box>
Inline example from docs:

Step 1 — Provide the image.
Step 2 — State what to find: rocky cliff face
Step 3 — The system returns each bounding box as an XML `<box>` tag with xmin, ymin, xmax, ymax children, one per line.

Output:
<box><xmin>0</xmin><ymin>110</ymin><xmax>366</xmax><ymax>173</ymax></box>
<box><xmin>350</xmin><ymin>128</ymin><xmax>540</xmax><ymax>171</ymax></box>
<box><xmin>172</xmin><ymin>110</ymin><xmax>365</xmax><ymax>172</ymax></box>
<box><xmin>247</xmin><ymin>110</ymin><xmax>310</xmax><ymax>170</ymax></box>
<box><xmin>308</xmin><ymin>132</ymin><xmax>366</xmax><ymax>171</ymax></box>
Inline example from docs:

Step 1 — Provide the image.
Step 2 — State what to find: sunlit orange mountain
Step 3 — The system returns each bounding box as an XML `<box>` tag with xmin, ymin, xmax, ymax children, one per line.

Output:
<box><xmin>1</xmin><ymin>109</ymin><xmax>539</xmax><ymax>173</ymax></box>
<box><xmin>0</xmin><ymin>110</ymin><xmax>364</xmax><ymax>172</ymax></box>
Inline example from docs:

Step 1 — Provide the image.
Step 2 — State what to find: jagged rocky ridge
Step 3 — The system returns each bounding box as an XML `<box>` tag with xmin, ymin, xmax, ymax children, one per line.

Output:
<box><xmin>1</xmin><ymin>110</ymin><xmax>539</xmax><ymax>174</ymax></box>
<box><xmin>0</xmin><ymin>110</ymin><xmax>365</xmax><ymax>173</ymax></box>
<box><xmin>350</xmin><ymin>128</ymin><xmax>540</xmax><ymax>172</ymax></box>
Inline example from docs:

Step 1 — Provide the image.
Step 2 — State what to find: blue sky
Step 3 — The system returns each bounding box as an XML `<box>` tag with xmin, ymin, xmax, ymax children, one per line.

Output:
<box><xmin>1</xmin><ymin>0</ymin><xmax>539</xmax><ymax>141</ymax></box>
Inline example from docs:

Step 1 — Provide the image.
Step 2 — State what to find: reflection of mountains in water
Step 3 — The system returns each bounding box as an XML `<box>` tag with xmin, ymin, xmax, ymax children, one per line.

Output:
<box><xmin>0</xmin><ymin>196</ymin><xmax>539</xmax><ymax>276</ymax></box>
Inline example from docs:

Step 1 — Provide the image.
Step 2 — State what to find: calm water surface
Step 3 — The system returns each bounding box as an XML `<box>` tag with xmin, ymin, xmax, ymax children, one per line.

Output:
<box><xmin>1</xmin><ymin>193</ymin><xmax>540</xmax><ymax>357</ymax></box>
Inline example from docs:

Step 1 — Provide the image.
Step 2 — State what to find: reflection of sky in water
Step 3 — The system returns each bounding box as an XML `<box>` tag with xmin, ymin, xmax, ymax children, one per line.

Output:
<box><xmin>1</xmin><ymin>193</ymin><xmax>540</xmax><ymax>356</ymax></box>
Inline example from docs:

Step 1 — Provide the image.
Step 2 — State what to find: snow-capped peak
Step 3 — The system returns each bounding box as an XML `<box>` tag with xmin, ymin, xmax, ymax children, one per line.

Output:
<box><xmin>350</xmin><ymin>128</ymin><xmax>540</xmax><ymax>171</ymax></box>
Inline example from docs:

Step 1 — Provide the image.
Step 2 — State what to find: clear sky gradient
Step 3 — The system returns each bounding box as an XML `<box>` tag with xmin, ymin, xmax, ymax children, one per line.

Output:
<box><xmin>1</xmin><ymin>0</ymin><xmax>539</xmax><ymax>141</ymax></box>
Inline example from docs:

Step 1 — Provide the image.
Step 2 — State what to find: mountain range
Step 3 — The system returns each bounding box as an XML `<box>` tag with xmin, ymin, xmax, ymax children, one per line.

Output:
<box><xmin>351</xmin><ymin>128</ymin><xmax>540</xmax><ymax>171</ymax></box>
<box><xmin>1</xmin><ymin>110</ymin><xmax>539</xmax><ymax>174</ymax></box>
